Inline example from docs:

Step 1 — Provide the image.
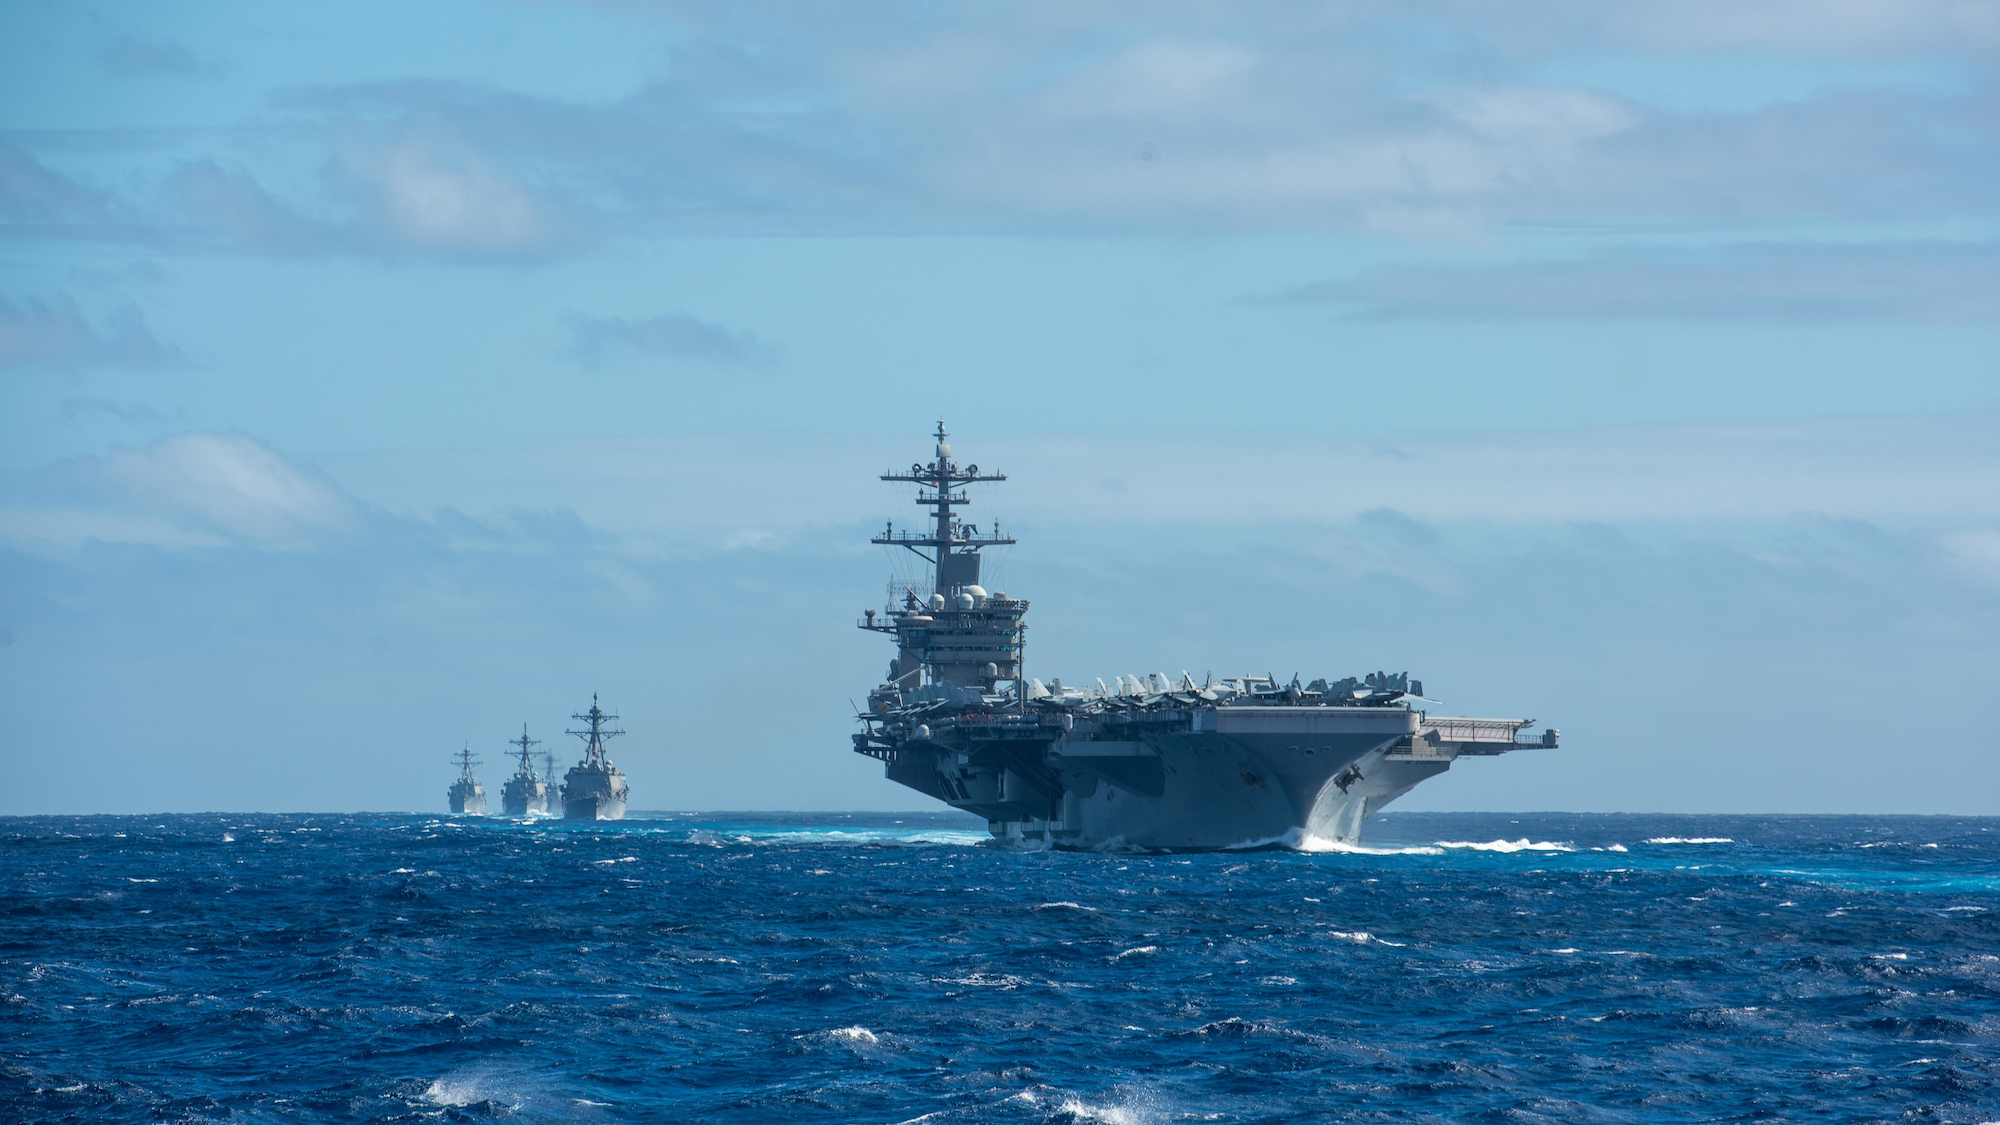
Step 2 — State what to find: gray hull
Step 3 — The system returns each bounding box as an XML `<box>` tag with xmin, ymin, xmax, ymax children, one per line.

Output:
<box><xmin>501</xmin><ymin>776</ymin><xmax>551</xmax><ymax>817</ymax></box>
<box><xmin>561</xmin><ymin>765</ymin><xmax>628</xmax><ymax>821</ymax></box>
<box><xmin>447</xmin><ymin>781</ymin><xmax>486</xmax><ymax>816</ymax></box>
<box><xmin>876</xmin><ymin>707</ymin><xmax>1541</xmax><ymax>849</ymax></box>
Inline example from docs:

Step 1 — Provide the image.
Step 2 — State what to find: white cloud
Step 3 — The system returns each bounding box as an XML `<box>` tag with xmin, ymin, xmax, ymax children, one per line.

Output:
<box><xmin>1037</xmin><ymin>40</ymin><xmax>1261</xmax><ymax>118</ymax></box>
<box><xmin>3</xmin><ymin>433</ymin><xmax>362</xmax><ymax>551</ymax></box>
<box><xmin>338</xmin><ymin>122</ymin><xmax>555</xmax><ymax>255</ymax></box>
<box><xmin>9</xmin><ymin>3</ymin><xmax>1995</xmax><ymax>254</ymax></box>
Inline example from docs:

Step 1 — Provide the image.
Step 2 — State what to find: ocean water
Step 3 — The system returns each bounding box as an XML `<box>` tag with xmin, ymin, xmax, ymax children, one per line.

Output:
<box><xmin>4</xmin><ymin>812</ymin><xmax>1997</xmax><ymax>1124</ymax></box>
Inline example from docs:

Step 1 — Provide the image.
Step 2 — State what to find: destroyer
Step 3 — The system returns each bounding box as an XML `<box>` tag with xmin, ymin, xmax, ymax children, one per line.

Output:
<box><xmin>561</xmin><ymin>695</ymin><xmax>630</xmax><ymax>821</ymax></box>
<box><xmin>853</xmin><ymin>424</ymin><xmax>1559</xmax><ymax>849</ymax></box>
<box><xmin>447</xmin><ymin>744</ymin><xmax>486</xmax><ymax>816</ymax></box>
<box><xmin>500</xmin><ymin>724</ymin><xmax>552</xmax><ymax>816</ymax></box>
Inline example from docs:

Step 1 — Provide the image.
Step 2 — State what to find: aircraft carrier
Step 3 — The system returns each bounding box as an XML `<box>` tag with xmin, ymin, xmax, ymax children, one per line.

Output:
<box><xmin>561</xmin><ymin>695</ymin><xmax>629</xmax><ymax>821</ymax></box>
<box><xmin>852</xmin><ymin>424</ymin><xmax>1558</xmax><ymax>850</ymax></box>
<box><xmin>500</xmin><ymin>724</ymin><xmax>552</xmax><ymax>816</ymax></box>
<box><xmin>447</xmin><ymin>744</ymin><xmax>486</xmax><ymax>816</ymax></box>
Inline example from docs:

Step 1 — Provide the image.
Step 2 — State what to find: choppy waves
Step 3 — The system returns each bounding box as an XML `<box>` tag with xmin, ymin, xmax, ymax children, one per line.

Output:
<box><xmin>4</xmin><ymin>810</ymin><xmax>1997</xmax><ymax>1123</ymax></box>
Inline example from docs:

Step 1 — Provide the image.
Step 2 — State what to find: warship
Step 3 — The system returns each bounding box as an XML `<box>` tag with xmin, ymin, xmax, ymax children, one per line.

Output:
<box><xmin>447</xmin><ymin>744</ymin><xmax>486</xmax><ymax>816</ymax></box>
<box><xmin>561</xmin><ymin>695</ymin><xmax>630</xmax><ymax>821</ymax></box>
<box><xmin>500</xmin><ymin>724</ymin><xmax>552</xmax><ymax>816</ymax></box>
<box><xmin>852</xmin><ymin>424</ymin><xmax>1560</xmax><ymax>850</ymax></box>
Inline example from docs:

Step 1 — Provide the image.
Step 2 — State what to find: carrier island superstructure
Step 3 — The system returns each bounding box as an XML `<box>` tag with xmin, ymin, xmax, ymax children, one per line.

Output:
<box><xmin>853</xmin><ymin>424</ymin><xmax>1559</xmax><ymax>849</ymax></box>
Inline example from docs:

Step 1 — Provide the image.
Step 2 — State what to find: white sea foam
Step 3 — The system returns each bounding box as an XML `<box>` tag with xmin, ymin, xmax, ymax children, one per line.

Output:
<box><xmin>1434</xmin><ymin>839</ymin><xmax>1573</xmax><ymax>853</ymax></box>
<box><xmin>932</xmin><ymin>972</ymin><xmax>1029</xmax><ymax>989</ymax></box>
<box><xmin>1008</xmin><ymin>1085</ymin><xmax>1157</xmax><ymax>1125</ymax></box>
<box><xmin>1322</xmin><ymin>930</ymin><xmax>1406</xmax><ymax>946</ymax></box>
<box><xmin>422</xmin><ymin>1072</ymin><xmax>520</xmax><ymax>1110</ymax></box>
<box><xmin>1645</xmin><ymin>837</ymin><xmax>1734</xmax><ymax>845</ymax></box>
<box><xmin>824</xmin><ymin>1025</ymin><xmax>879</xmax><ymax>1044</ymax></box>
<box><xmin>1295</xmin><ymin>833</ymin><xmax>1443</xmax><ymax>855</ymax></box>
<box><xmin>1605</xmin><ymin>844</ymin><xmax>1628</xmax><ymax>852</ymax></box>
<box><xmin>1112</xmin><ymin>946</ymin><xmax>1159</xmax><ymax>960</ymax></box>
<box><xmin>1034</xmin><ymin>901</ymin><xmax>1096</xmax><ymax>911</ymax></box>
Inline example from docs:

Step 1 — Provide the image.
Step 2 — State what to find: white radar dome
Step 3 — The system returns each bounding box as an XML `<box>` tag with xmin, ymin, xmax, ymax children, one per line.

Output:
<box><xmin>964</xmin><ymin>585</ymin><xmax>987</xmax><ymax>599</ymax></box>
<box><xmin>929</xmin><ymin>593</ymin><xmax>947</xmax><ymax>612</ymax></box>
<box><xmin>956</xmin><ymin>592</ymin><xmax>976</xmax><ymax>610</ymax></box>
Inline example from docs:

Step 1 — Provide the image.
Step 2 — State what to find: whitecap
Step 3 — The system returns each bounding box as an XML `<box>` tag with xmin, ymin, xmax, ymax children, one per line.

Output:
<box><xmin>1605</xmin><ymin>844</ymin><xmax>1628</xmax><ymax>852</ymax></box>
<box><xmin>823</xmin><ymin>1025</ymin><xmax>879</xmax><ymax>1045</ymax></box>
<box><xmin>1112</xmin><ymin>946</ymin><xmax>1159</xmax><ymax>960</ymax></box>
<box><xmin>1296</xmin><ymin>834</ymin><xmax>1442</xmax><ymax>855</ymax></box>
<box><xmin>1321</xmin><ymin>930</ymin><xmax>1406</xmax><ymax>946</ymax></box>
<box><xmin>422</xmin><ymin>1074</ymin><xmax>518</xmax><ymax>1109</ymax></box>
<box><xmin>931</xmin><ymin>972</ymin><xmax>1029</xmax><ymax>989</ymax></box>
<box><xmin>1644</xmin><ymin>837</ymin><xmax>1734</xmax><ymax>845</ymax></box>
<box><xmin>1033</xmin><ymin>901</ymin><xmax>1096</xmax><ymax>911</ymax></box>
<box><xmin>1053</xmin><ymin>1097</ymin><xmax>1144</xmax><ymax>1125</ymax></box>
<box><xmin>1434</xmin><ymin>839</ymin><xmax>1573</xmax><ymax>853</ymax></box>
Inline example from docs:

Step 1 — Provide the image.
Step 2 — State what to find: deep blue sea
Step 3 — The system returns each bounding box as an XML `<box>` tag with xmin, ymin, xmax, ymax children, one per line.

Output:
<box><xmin>4</xmin><ymin>812</ymin><xmax>1997</xmax><ymax>1124</ymax></box>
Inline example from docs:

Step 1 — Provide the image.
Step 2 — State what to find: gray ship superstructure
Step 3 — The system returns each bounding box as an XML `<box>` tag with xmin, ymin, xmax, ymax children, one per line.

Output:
<box><xmin>447</xmin><ymin>744</ymin><xmax>487</xmax><ymax>816</ymax></box>
<box><xmin>500</xmin><ymin>724</ymin><xmax>552</xmax><ymax>816</ymax></box>
<box><xmin>853</xmin><ymin>424</ymin><xmax>1559</xmax><ymax>849</ymax></box>
<box><xmin>561</xmin><ymin>695</ymin><xmax>629</xmax><ymax>821</ymax></box>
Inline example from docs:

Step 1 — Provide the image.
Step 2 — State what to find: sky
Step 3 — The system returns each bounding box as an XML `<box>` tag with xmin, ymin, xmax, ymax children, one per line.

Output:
<box><xmin>1</xmin><ymin>0</ymin><xmax>1996</xmax><ymax>815</ymax></box>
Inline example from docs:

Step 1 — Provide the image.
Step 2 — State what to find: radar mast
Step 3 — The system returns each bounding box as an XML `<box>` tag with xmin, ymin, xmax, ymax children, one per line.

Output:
<box><xmin>510</xmin><ymin>724</ymin><xmax>540</xmax><ymax>779</ymax></box>
<box><xmin>566</xmin><ymin>694</ymin><xmax>624</xmax><ymax>769</ymax></box>
<box><xmin>873</xmin><ymin>420</ymin><xmax>1014</xmax><ymax>597</ymax></box>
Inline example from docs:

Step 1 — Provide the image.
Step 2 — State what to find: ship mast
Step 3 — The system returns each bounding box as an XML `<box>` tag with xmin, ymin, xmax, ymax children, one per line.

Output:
<box><xmin>873</xmin><ymin>420</ymin><xmax>1014</xmax><ymax>597</ymax></box>
<box><xmin>454</xmin><ymin>743</ymin><xmax>478</xmax><ymax>782</ymax></box>
<box><xmin>566</xmin><ymin>694</ymin><xmax>624</xmax><ymax>768</ymax></box>
<box><xmin>510</xmin><ymin>724</ymin><xmax>540</xmax><ymax>779</ymax></box>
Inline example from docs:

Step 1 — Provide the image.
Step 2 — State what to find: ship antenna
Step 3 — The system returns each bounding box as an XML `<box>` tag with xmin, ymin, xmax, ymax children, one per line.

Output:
<box><xmin>511</xmin><ymin>723</ymin><xmax>540</xmax><ymax>775</ymax></box>
<box><xmin>567</xmin><ymin>692</ymin><xmax>625</xmax><ymax>768</ymax></box>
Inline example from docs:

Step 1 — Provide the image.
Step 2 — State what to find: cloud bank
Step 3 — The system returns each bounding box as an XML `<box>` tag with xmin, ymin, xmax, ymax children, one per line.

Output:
<box><xmin>2</xmin><ymin>2</ymin><xmax>1994</xmax><ymax>259</ymax></box>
